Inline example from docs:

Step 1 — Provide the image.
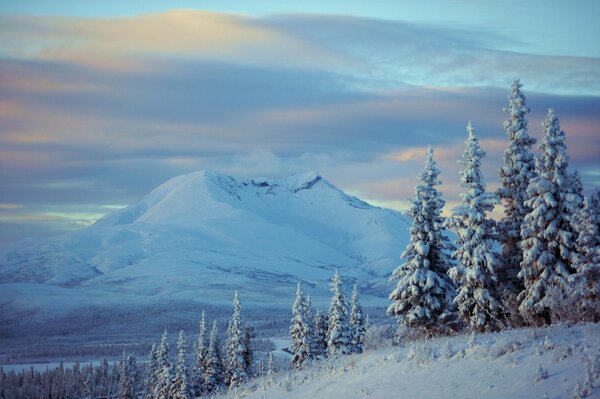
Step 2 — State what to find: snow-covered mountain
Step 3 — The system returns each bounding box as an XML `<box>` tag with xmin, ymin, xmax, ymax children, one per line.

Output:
<box><xmin>0</xmin><ymin>170</ymin><xmax>410</xmax><ymax>317</ymax></box>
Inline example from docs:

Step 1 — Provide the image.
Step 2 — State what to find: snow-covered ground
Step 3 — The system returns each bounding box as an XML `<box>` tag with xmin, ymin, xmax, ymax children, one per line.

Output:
<box><xmin>227</xmin><ymin>323</ymin><xmax>600</xmax><ymax>399</ymax></box>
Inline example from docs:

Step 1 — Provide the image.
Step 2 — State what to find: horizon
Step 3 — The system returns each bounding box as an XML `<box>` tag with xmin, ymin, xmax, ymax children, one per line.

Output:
<box><xmin>1</xmin><ymin>1</ymin><xmax>599</xmax><ymax>243</ymax></box>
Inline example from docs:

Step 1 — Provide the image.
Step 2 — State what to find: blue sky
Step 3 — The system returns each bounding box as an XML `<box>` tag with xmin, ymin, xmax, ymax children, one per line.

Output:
<box><xmin>0</xmin><ymin>1</ymin><xmax>599</xmax><ymax>242</ymax></box>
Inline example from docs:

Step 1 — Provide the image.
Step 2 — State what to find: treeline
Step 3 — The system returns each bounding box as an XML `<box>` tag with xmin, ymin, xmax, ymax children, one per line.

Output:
<box><xmin>288</xmin><ymin>271</ymin><xmax>366</xmax><ymax>370</ymax></box>
<box><xmin>0</xmin><ymin>357</ymin><xmax>141</xmax><ymax>399</ymax></box>
<box><xmin>388</xmin><ymin>80</ymin><xmax>599</xmax><ymax>335</ymax></box>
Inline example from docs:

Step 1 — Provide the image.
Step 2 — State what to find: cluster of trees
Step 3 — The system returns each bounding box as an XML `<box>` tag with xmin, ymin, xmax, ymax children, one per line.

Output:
<box><xmin>0</xmin><ymin>355</ymin><xmax>140</xmax><ymax>399</ymax></box>
<box><xmin>388</xmin><ymin>80</ymin><xmax>600</xmax><ymax>335</ymax></box>
<box><xmin>146</xmin><ymin>291</ymin><xmax>253</xmax><ymax>399</ymax></box>
<box><xmin>289</xmin><ymin>271</ymin><xmax>366</xmax><ymax>369</ymax></box>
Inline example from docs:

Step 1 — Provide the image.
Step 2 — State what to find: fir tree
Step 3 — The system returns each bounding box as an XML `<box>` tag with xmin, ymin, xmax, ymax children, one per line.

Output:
<box><xmin>154</xmin><ymin>330</ymin><xmax>171</xmax><ymax>399</ymax></box>
<box><xmin>448</xmin><ymin>122</ymin><xmax>502</xmax><ymax>332</ymax></box>
<box><xmin>327</xmin><ymin>270</ymin><xmax>352</xmax><ymax>356</ymax></box>
<box><xmin>572</xmin><ymin>196</ymin><xmax>600</xmax><ymax>322</ymax></box>
<box><xmin>203</xmin><ymin>321</ymin><xmax>224</xmax><ymax>394</ymax></box>
<box><xmin>267</xmin><ymin>352</ymin><xmax>276</xmax><ymax>384</ymax></box>
<box><xmin>171</xmin><ymin>331</ymin><xmax>192</xmax><ymax>399</ymax></box>
<box><xmin>225</xmin><ymin>291</ymin><xmax>249</xmax><ymax>387</ymax></box>
<box><xmin>519</xmin><ymin>109</ymin><xmax>577</xmax><ymax>325</ymax></box>
<box><xmin>192</xmin><ymin>311</ymin><xmax>208</xmax><ymax>396</ymax></box>
<box><xmin>497</xmin><ymin>80</ymin><xmax>537</xmax><ymax>304</ymax></box>
<box><xmin>243</xmin><ymin>325</ymin><xmax>254</xmax><ymax>377</ymax></box>
<box><xmin>146</xmin><ymin>344</ymin><xmax>158</xmax><ymax>399</ymax></box>
<box><xmin>117</xmin><ymin>352</ymin><xmax>136</xmax><ymax>399</ymax></box>
<box><xmin>313</xmin><ymin>309</ymin><xmax>328</xmax><ymax>358</ymax></box>
<box><xmin>387</xmin><ymin>147</ymin><xmax>456</xmax><ymax>335</ymax></box>
<box><xmin>290</xmin><ymin>284</ymin><xmax>313</xmax><ymax>369</ymax></box>
<box><xmin>349</xmin><ymin>285</ymin><xmax>366</xmax><ymax>353</ymax></box>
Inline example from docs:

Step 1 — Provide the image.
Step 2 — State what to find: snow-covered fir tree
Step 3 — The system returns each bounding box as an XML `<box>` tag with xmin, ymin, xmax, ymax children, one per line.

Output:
<box><xmin>290</xmin><ymin>284</ymin><xmax>313</xmax><ymax>369</ymax></box>
<box><xmin>572</xmin><ymin>196</ymin><xmax>600</xmax><ymax>322</ymax></box>
<box><xmin>192</xmin><ymin>311</ymin><xmax>208</xmax><ymax>396</ymax></box>
<box><xmin>349</xmin><ymin>285</ymin><xmax>366</xmax><ymax>353</ymax></box>
<box><xmin>154</xmin><ymin>330</ymin><xmax>171</xmax><ymax>399</ymax></box>
<box><xmin>448</xmin><ymin>122</ymin><xmax>502</xmax><ymax>332</ymax></box>
<box><xmin>146</xmin><ymin>344</ymin><xmax>158</xmax><ymax>398</ymax></box>
<box><xmin>267</xmin><ymin>352</ymin><xmax>276</xmax><ymax>383</ymax></box>
<box><xmin>497</xmin><ymin>80</ymin><xmax>537</xmax><ymax>305</ymax></box>
<box><xmin>170</xmin><ymin>331</ymin><xmax>192</xmax><ymax>399</ymax></box>
<box><xmin>243</xmin><ymin>325</ymin><xmax>254</xmax><ymax>378</ymax></box>
<box><xmin>387</xmin><ymin>147</ymin><xmax>456</xmax><ymax>335</ymax></box>
<box><xmin>313</xmin><ymin>309</ymin><xmax>328</xmax><ymax>358</ymax></box>
<box><xmin>117</xmin><ymin>353</ymin><xmax>136</xmax><ymax>399</ymax></box>
<box><xmin>519</xmin><ymin>109</ymin><xmax>578</xmax><ymax>325</ymax></box>
<box><xmin>225</xmin><ymin>291</ymin><xmax>250</xmax><ymax>387</ymax></box>
<box><xmin>327</xmin><ymin>270</ymin><xmax>352</xmax><ymax>356</ymax></box>
<box><xmin>204</xmin><ymin>320</ymin><xmax>224</xmax><ymax>394</ymax></box>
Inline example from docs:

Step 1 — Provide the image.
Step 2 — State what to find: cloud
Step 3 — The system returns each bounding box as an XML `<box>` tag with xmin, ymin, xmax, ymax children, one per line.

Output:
<box><xmin>0</xmin><ymin>10</ymin><xmax>599</xmax><ymax>242</ymax></box>
<box><xmin>0</xmin><ymin>10</ymin><xmax>353</xmax><ymax>72</ymax></box>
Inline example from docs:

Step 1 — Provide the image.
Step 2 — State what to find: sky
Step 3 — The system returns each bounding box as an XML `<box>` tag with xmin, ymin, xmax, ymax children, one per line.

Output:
<box><xmin>0</xmin><ymin>0</ymin><xmax>599</xmax><ymax>243</ymax></box>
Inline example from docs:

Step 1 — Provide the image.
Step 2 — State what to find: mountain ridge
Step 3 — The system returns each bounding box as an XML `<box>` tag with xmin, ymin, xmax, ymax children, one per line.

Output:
<box><xmin>0</xmin><ymin>170</ymin><xmax>410</xmax><ymax>317</ymax></box>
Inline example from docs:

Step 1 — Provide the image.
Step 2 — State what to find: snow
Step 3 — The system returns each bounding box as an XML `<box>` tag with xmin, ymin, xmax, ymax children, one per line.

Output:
<box><xmin>0</xmin><ymin>170</ymin><xmax>411</xmax><ymax>323</ymax></box>
<box><xmin>229</xmin><ymin>323</ymin><xmax>600</xmax><ymax>399</ymax></box>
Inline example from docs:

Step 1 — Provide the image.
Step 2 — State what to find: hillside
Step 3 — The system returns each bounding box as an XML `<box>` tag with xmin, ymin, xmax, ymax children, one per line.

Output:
<box><xmin>230</xmin><ymin>323</ymin><xmax>600</xmax><ymax>399</ymax></box>
<box><xmin>0</xmin><ymin>170</ymin><xmax>410</xmax><ymax>324</ymax></box>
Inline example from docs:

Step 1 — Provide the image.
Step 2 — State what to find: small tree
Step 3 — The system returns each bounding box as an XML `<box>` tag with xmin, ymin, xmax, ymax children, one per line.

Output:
<box><xmin>171</xmin><ymin>331</ymin><xmax>192</xmax><ymax>399</ymax></box>
<box><xmin>387</xmin><ymin>147</ymin><xmax>456</xmax><ymax>336</ymax></box>
<box><xmin>146</xmin><ymin>344</ymin><xmax>158</xmax><ymax>398</ymax></box>
<box><xmin>519</xmin><ymin>109</ymin><xmax>577</xmax><ymax>325</ymax></box>
<box><xmin>313</xmin><ymin>309</ymin><xmax>328</xmax><ymax>358</ymax></box>
<box><xmin>267</xmin><ymin>352</ymin><xmax>277</xmax><ymax>384</ymax></box>
<box><xmin>154</xmin><ymin>330</ymin><xmax>171</xmax><ymax>399</ymax></box>
<box><xmin>225</xmin><ymin>291</ymin><xmax>249</xmax><ymax>387</ymax></box>
<box><xmin>349</xmin><ymin>285</ymin><xmax>366</xmax><ymax>353</ymax></box>
<box><xmin>290</xmin><ymin>284</ymin><xmax>313</xmax><ymax>368</ymax></box>
<box><xmin>327</xmin><ymin>270</ymin><xmax>352</xmax><ymax>356</ymax></box>
<box><xmin>117</xmin><ymin>352</ymin><xmax>136</xmax><ymax>399</ymax></box>
<box><xmin>192</xmin><ymin>311</ymin><xmax>208</xmax><ymax>396</ymax></box>
<box><xmin>204</xmin><ymin>321</ymin><xmax>224</xmax><ymax>394</ymax></box>
<box><xmin>448</xmin><ymin>122</ymin><xmax>502</xmax><ymax>332</ymax></box>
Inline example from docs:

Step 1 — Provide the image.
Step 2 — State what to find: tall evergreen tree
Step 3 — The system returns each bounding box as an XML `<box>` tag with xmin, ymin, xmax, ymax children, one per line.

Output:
<box><xmin>154</xmin><ymin>330</ymin><xmax>171</xmax><ymax>399</ymax></box>
<box><xmin>289</xmin><ymin>284</ymin><xmax>313</xmax><ymax>369</ymax></box>
<box><xmin>572</xmin><ymin>196</ymin><xmax>600</xmax><ymax>322</ymax></box>
<box><xmin>225</xmin><ymin>291</ymin><xmax>249</xmax><ymax>387</ymax></box>
<box><xmin>171</xmin><ymin>331</ymin><xmax>192</xmax><ymax>399</ymax></box>
<box><xmin>203</xmin><ymin>321</ymin><xmax>224</xmax><ymax>394</ymax></box>
<box><xmin>519</xmin><ymin>109</ymin><xmax>577</xmax><ymax>325</ymax></box>
<box><xmin>327</xmin><ymin>270</ymin><xmax>352</xmax><ymax>356</ymax></box>
<box><xmin>192</xmin><ymin>311</ymin><xmax>208</xmax><ymax>396</ymax></box>
<box><xmin>387</xmin><ymin>147</ymin><xmax>455</xmax><ymax>335</ymax></box>
<box><xmin>448</xmin><ymin>122</ymin><xmax>502</xmax><ymax>332</ymax></box>
<box><xmin>497</xmin><ymin>80</ymin><xmax>537</xmax><ymax>303</ymax></box>
<box><xmin>313</xmin><ymin>309</ymin><xmax>328</xmax><ymax>359</ymax></box>
<box><xmin>349</xmin><ymin>285</ymin><xmax>366</xmax><ymax>353</ymax></box>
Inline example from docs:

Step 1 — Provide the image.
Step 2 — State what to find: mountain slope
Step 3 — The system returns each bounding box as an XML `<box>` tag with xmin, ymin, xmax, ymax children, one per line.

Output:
<box><xmin>0</xmin><ymin>170</ymin><xmax>410</xmax><ymax>315</ymax></box>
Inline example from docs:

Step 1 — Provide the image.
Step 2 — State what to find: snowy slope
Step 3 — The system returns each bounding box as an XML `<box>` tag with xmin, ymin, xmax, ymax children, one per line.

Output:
<box><xmin>0</xmin><ymin>170</ymin><xmax>410</xmax><ymax>318</ymax></box>
<box><xmin>233</xmin><ymin>323</ymin><xmax>600</xmax><ymax>399</ymax></box>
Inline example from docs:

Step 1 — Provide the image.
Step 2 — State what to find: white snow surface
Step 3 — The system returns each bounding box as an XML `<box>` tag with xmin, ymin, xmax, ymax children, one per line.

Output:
<box><xmin>0</xmin><ymin>170</ymin><xmax>410</xmax><ymax>317</ymax></box>
<box><xmin>229</xmin><ymin>323</ymin><xmax>600</xmax><ymax>399</ymax></box>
